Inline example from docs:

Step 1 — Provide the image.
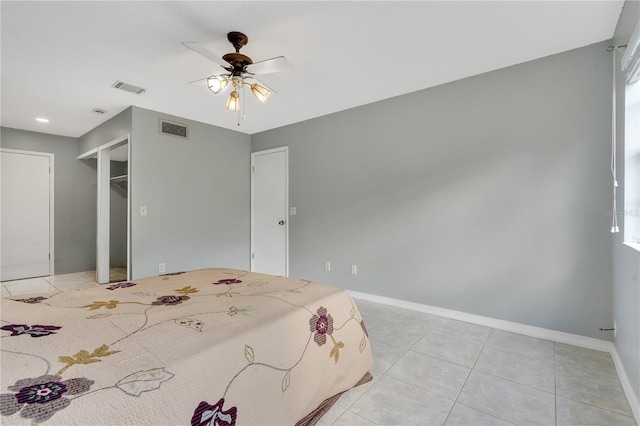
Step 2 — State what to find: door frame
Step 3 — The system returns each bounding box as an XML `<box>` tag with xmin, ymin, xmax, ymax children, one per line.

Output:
<box><xmin>250</xmin><ymin>146</ymin><xmax>289</xmax><ymax>276</ymax></box>
<box><xmin>78</xmin><ymin>134</ymin><xmax>130</xmax><ymax>283</ymax></box>
<box><xmin>0</xmin><ymin>148</ymin><xmax>55</xmax><ymax>278</ymax></box>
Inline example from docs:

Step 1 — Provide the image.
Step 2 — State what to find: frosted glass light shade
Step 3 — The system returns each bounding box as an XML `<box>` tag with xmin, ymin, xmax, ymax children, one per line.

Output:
<box><xmin>207</xmin><ymin>76</ymin><xmax>228</xmax><ymax>94</ymax></box>
<box><xmin>226</xmin><ymin>91</ymin><xmax>240</xmax><ymax>111</ymax></box>
<box><xmin>251</xmin><ymin>82</ymin><xmax>272</xmax><ymax>103</ymax></box>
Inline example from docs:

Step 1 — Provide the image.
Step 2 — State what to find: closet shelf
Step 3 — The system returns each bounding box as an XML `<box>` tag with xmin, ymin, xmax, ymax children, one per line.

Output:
<box><xmin>110</xmin><ymin>175</ymin><xmax>128</xmax><ymax>196</ymax></box>
<box><xmin>110</xmin><ymin>175</ymin><xmax>128</xmax><ymax>183</ymax></box>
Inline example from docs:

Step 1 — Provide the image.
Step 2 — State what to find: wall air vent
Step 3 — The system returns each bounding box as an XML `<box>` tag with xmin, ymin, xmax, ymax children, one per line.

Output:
<box><xmin>159</xmin><ymin>119</ymin><xmax>189</xmax><ymax>139</ymax></box>
<box><xmin>111</xmin><ymin>80</ymin><xmax>146</xmax><ymax>95</ymax></box>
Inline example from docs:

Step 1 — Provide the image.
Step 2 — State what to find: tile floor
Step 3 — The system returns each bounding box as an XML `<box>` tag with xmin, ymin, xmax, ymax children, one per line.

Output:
<box><xmin>321</xmin><ymin>299</ymin><xmax>637</xmax><ymax>426</ymax></box>
<box><xmin>1</xmin><ymin>272</ymin><xmax>637</xmax><ymax>426</ymax></box>
<box><xmin>1</xmin><ymin>268</ymin><xmax>126</xmax><ymax>297</ymax></box>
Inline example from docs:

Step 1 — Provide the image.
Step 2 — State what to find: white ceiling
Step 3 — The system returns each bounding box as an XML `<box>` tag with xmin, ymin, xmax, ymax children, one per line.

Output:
<box><xmin>1</xmin><ymin>1</ymin><xmax>624</xmax><ymax>138</ymax></box>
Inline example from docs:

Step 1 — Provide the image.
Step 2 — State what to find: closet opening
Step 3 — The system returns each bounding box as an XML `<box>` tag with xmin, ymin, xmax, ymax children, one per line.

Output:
<box><xmin>78</xmin><ymin>134</ymin><xmax>131</xmax><ymax>284</ymax></box>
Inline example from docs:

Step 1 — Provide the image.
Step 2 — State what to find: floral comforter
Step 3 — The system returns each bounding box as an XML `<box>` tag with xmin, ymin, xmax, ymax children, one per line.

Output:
<box><xmin>0</xmin><ymin>268</ymin><xmax>373</xmax><ymax>425</ymax></box>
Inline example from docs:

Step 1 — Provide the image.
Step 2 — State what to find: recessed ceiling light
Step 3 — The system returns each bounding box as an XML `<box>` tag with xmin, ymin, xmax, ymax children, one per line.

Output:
<box><xmin>36</xmin><ymin>118</ymin><xmax>49</xmax><ymax>123</ymax></box>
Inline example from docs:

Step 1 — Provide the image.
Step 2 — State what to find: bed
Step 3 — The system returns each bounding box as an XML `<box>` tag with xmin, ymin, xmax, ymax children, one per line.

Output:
<box><xmin>0</xmin><ymin>268</ymin><xmax>373</xmax><ymax>425</ymax></box>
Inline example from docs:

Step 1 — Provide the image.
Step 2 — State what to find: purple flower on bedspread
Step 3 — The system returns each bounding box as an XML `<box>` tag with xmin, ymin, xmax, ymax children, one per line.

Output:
<box><xmin>151</xmin><ymin>295</ymin><xmax>190</xmax><ymax>306</ymax></box>
<box><xmin>13</xmin><ymin>296</ymin><xmax>47</xmax><ymax>304</ymax></box>
<box><xmin>191</xmin><ymin>398</ymin><xmax>237</xmax><ymax>426</ymax></box>
<box><xmin>213</xmin><ymin>279</ymin><xmax>242</xmax><ymax>285</ymax></box>
<box><xmin>309</xmin><ymin>306</ymin><xmax>334</xmax><ymax>346</ymax></box>
<box><xmin>0</xmin><ymin>375</ymin><xmax>94</xmax><ymax>423</ymax></box>
<box><xmin>0</xmin><ymin>324</ymin><xmax>61</xmax><ymax>338</ymax></box>
<box><xmin>106</xmin><ymin>281</ymin><xmax>136</xmax><ymax>290</ymax></box>
<box><xmin>15</xmin><ymin>382</ymin><xmax>67</xmax><ymax>404</ymax></box>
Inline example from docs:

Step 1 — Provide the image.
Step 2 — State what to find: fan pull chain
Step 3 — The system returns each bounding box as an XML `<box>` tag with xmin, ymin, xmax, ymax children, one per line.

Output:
<box><xmin>242</xmin><ymin>83</ymin><xmax>247</xmax><ymax>122</ymax></box>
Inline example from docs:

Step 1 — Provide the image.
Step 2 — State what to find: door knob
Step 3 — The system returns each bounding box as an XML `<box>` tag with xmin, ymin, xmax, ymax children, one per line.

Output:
<box><xmin>278</xmin><ymin>220</ymin><xmax>285</xmax><ymax>225</ymax></box>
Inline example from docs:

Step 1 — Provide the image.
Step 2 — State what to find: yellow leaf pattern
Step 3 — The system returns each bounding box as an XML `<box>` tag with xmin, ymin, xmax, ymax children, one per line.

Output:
<box><xmin>57</xmin><ymin>344</ymin><xmax>120</xmax><ymax>375</ymax></box>
<box><xmin>329</xmin><ymin>341</ymin><xmax>344</xmax><ymax>364</ymax></box>
<box><xmin>175</xmin><ymin>286</ymin><xmax>199</xmax><ymax>296</ymax></box>
<box><xmin>81</xmin><ymin>300</ymin><xmax>120</xmax><ymax>310</ymax></box>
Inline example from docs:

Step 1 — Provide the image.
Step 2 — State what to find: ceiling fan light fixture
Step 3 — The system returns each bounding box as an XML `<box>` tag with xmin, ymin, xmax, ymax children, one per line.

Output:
<box><xmin>185</xmin><ymin>32</ymin><xmax>291</xmax><ymax>117</ymax></box>
<box><xmin>207</xmin><ymin>75</ymin><xmax>228</xmax><ymax>94</ymax></box>
<box><xmin>226</xmin><ymin>90</ymin><xmax>240</xmax><ymax>112</ymax></box>
<box><xmin>250</xmin><ymin>82</ymin><xmax>272</xmax><ymax>103</ymax></box>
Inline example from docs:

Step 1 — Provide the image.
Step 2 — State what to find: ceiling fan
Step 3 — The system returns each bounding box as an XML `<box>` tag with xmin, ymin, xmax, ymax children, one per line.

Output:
<box><xmin>183</xmin><ymin>31</ymin><xmax>292</xmax><ymax>112</ymax></box>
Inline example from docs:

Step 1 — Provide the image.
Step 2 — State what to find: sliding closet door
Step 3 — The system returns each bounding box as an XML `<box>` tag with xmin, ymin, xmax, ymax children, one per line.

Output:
<box><xmin>1</xmin><ymin>149</ymin><xmax>54</xmax><ymax>281</ymax></box>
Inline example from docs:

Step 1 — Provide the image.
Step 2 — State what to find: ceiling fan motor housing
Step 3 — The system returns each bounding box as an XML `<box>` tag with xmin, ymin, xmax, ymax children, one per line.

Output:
<box><xmin>223</xmin><ymin>32</ymin><xmax>253</xmax><ymax>76</ymax></box>
<box><xmin>222</xmin><ymin>52</ymin><xmax>253</xmax><ymax>76</ymax></box>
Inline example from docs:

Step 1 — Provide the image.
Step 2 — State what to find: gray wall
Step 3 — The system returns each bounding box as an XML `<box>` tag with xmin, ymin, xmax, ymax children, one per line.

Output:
<box><xmin>129</xmin><ymin>107</ymin><xmax>251</xmax><ymax>279</ymax></box>
<box><xmin>612</xmin><ymin>0</ymin><xmax>640</xmax><ymax>405</ymax></box>
<box><xmin>1</xmin><ymin>104</ymin><xmax>251</xmax><ymax>281</ymax></box>
<box><xmin>1</xmin><ymin>127</ymin><xmax>96</xmax><ymax>273</ymax></box>
<box><xmin>78</xmin><ymin>107</ymin><xmax>132</xmax><ymax>155</ymax></box>
<box><xmin>252</xmin><ymin>41</ymin><xmax>614</xmax><ymax>340</ymax></box>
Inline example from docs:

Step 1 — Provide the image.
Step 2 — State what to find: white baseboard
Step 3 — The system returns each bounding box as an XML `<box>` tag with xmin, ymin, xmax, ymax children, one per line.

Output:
<box><xmin>610</xmin><ymin>347</ymin><xmax>640</xmax><ymax>422</ymax></box>
<box><xmin>348</xmin><ymin>290</ymin><xmax>640</xmax><ymax>423</ymax></box>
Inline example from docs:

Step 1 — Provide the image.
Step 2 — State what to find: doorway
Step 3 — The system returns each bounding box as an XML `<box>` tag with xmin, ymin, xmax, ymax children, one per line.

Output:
<box><xmin>0</xmin><ymin>149</ymin><xmax>54</xmax><ymax>281</ymax></box>
<box><xmin>78</xmin><ymin>135</ymin><xmax>130</xmax><ymax>284</ymax></box>
<box><xmin>251</xmin><ymin>147</ymin><xmax>288</xmax><ymax>276</ymax></box>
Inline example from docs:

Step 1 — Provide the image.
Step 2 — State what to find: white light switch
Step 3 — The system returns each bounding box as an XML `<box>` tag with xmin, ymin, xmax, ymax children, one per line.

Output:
<box><xmin>140</xmin><ymin>205</ymin><xmax>148</xmax><ymax>216</ymax></box>
<box><xmin>290</xmin><ymin>207</ymin><xmax>297</xmax><ymax>215</ymax></box>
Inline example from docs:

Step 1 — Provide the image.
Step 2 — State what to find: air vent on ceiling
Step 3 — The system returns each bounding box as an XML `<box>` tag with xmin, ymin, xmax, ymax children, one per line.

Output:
<box><xmin>159</xmin><ymin>119</ymin><xmax>189</xmax><ymax>139</ymax></box>
<box><xmin>91</xmin><ymin>108</ymin><xmax>107</xmax><ymax>115</ymax></box>
<box><xmin>111</xmin><ymin>80</ymin><xmax>146</xmax><ymax>95</ymax></box>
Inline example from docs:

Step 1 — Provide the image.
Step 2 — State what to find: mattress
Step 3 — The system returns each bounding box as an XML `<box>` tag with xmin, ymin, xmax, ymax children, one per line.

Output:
<box><xmin>0</xmin><ymin>268</ymin><xmax>373</xmax><ymax>425</ymax></box>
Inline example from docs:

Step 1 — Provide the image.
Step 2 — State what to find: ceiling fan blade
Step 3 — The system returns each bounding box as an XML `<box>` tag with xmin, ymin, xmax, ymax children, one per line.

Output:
<box><xmin>245</xmin><ymin>56</ymin><xmax>292</xmax><ymax>75</ymax></box>
<box><xmin>187</xmin><ymin>77</ymin><xmax>216</xmax><ymax>88</ymax></box>
<box><xmin>188</xmin><ymin>71</ymin><xmax>230</xmax><ymax>85</ymax></box>
<box><xmin>188</xmin><ymin>77</ymin><xmax>207</xmax><ymax>85</ymax></box>
<box><xmin>182</xmin><ymin>42</ymin><xmax>230</xmax><ymax>69</ymax></box>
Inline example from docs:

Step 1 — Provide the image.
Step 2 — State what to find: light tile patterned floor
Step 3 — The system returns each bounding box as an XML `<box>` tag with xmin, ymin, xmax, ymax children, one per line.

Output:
<box><xmin>1</xmin><ymin>268</ymin><xmax>126</xmax><ymax>296</ymax></box>
<box><xmin>321</xmin><ymin>299</ymin><xmax>637</xmax><ymax>426</ymax></box>
<box><xmin>1</xmin><ymin>273</ymin><xmax>637</xmax><ymax>425</ymax></box>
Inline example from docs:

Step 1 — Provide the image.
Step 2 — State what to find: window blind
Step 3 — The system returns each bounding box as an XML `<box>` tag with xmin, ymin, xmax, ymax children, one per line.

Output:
<box><xmin>621</xmin><ymin>19</ymin><xmax>640</xmax><ymax>83</ymax></box>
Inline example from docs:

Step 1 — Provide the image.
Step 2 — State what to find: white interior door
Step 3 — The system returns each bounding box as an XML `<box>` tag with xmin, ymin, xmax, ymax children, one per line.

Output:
<box><xmin>1</xmin><ymin>149</ymin><xmax>54</xmax><ymax>281</ymax></box>
<box><xmin>251</xmin><ymin>147</ymin><xmax>288</xmax><ymax>276</ymax></box>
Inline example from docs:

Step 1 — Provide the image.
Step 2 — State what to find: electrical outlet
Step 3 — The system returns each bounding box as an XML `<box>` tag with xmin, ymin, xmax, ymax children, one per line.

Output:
<box><xmin>159</xmin><ymin>263</ymin><xmax>166</xmax><ymax>274</ymax></box>
<box><xmin>351</xmin><ymin>265</ymin><xmax>358</xmax><ymax>275</ymax></box>
<box><xmin>324</xmin><ymin>261</ymin><xmax>331</xmax><ymax>272</ymax></box>
<box><xmin>614</xmin><ymin>320</ymin><xmax>617</xmax><ymax>338</ymax></box>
